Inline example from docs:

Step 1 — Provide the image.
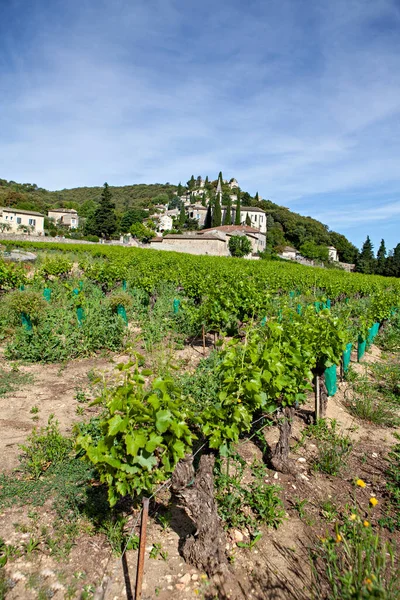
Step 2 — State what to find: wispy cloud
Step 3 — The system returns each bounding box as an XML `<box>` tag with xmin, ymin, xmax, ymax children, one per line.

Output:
<box><xmin>1</xmin><ymin>0</ymin><xmax>400</xmax><ymax>248</ymax></box>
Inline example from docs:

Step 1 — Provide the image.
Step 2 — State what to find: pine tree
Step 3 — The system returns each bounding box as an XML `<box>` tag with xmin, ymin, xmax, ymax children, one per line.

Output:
<box><xmin>356</xmin><ymin>236</ymin><xmax>375</xmax><ymax>274</ymax></box>
<box><xmin>223</xmin><ymin>196</ymin><xmax>232</xmax><ymax>225</ymax></box>
<box><xmin>89</xmin><ymin>182</ymin><xmax>117</xmax><ymax>239</ymax></box>
<box><xmin>235</xmin><ymin>188</ymin><xmax>241</xmax><ymax>225</ymax></box>
<box><xmin>213</xmin><ymin>193</ymin><xmax>222</xmax><ymax>227</ymax></box>
<box><xmin>204</xmin><ymin>205</ymin><xmax>212</xmax><ymax>229</ymax></box>
<box><xmin>245</xmin><ymin>213</ymin><xmax>251</xmax><ymax>226</ymax></box>
<box><xmin>179</xmin><ymin>204</ymin><xmax>186</xmax><ymax>226</ymax></box>
<box><xmin>376</xmin><ymin>239</ymin><xmax>387</xmax><ymax>275</ymax></box>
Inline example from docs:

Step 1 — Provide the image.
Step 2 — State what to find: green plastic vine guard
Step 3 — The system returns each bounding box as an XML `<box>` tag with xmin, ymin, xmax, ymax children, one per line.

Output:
<box><xmin>173</xmin><ymin>299</ymin><xmax>180</xmax><ymax>314</ymax></box>
<box><xmin>21</xmin><ymin>312</ymin><xmax>32</xmax><ymax>331</ymax></box>
<box><xmin>278</xmin><ymin>309</ymin><xmax>283</xmax><ymax>323</ymax></box>
<box><xmin>79</xmin><ymin>281</ymin><xmax>84</xmax><ymax>290</ymax></box>
<box><xmin>76</xmin><ymin>306</ymin><xmax>84</xmax><ymax>325</ymax></box>
<box><xmin>373</xmin><ymin>322</ymin><xmax>380</xmax><ymax>337</ymax></box>
<box><xmin>122</xmin><ymin>280</ymin><xmax>127</xmax><ymax>291</ymax></box>
<box><xmin>296</xmin><ymin>304</ymin><xmax>302</xmax><ymax>315</ymax></box>
<box><xmin>345</xmin><ymin>298</ymin><xmax>349</xmax><ymax>304</ymax></box>
<box><xmin>367</xmin><ymin>326</ymin><xmax>374</xmax><ymax>346</ymax></box>
<box><xmin>19</xmin><ymin>285</ymin><xmax>25</xmax><ymax>291</ymax></box>
<box><xmin>324</xmin><ymin>364</ymin><xmax>337</xmax><ymax>396</ymax></box>
<box><xmin>289</xmin><ymin>291</ymin><xmax>295</xmax><ymax>298</ymax></box>
<box><xmin>326</xmin><ymin>299</ymin><xmax>331</xmax><ymax>309</ymax></box>
<box><xmin>357</xmin><ymin>335</ymin><xmax>366</xmax><ymax>362</ymax></box>
<box><xmin>322</xmin><ymin>302</ymin><xmax>327</xmax><ymax>310</ymax></box>
<box><xmin>343</xmin><ymin>342</ymin><xmax>352</xmax><ymax>373</ymax></box>
<box><xmin>43</xmin><ymin>288</ymin><xmax>51</xmax><ymax>302</ymax></box>
<box><xmin>314</xmin><ymin>301</ymin><xmax>320</xmax><ymax>313</ymax></box>
<box><xmin>261</xmin><ymin>316</ymin><xmax>267</xmax><ymax>327</ymax></box>
<box><xmin>117</xmin><ymin>304</ymin><xmax>128</xmax><ymax>325</ymax></box>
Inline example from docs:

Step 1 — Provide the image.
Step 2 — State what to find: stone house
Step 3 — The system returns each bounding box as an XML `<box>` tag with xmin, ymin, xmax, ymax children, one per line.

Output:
<box><xmin>280</xmin><ymin>246</ymin><xmax>297</xmax><ymax>260</ymax></box>
<box><xmin>148</xmin><ymin>225</ymin><xmax>266</xmax><ymax>257</ymax></box>
<box><xmin>238</xmin><ymin>207</ymin><xmax>267</xmax><ymax>234</ymax></box>
<box><xmin>328</xmin><ymin>246</ymin><xmax>339</xmax><ymax>262</ymax></box>
<box><xmin>187</xmin><ymin>204</ymin><xmax>208</xmax><ymax>227</ymax></box>
<box><xmin>47</xmin><ymin>208</ymin><xmax>79</xmax><ymax>229</ymax></box>
<box><xmin>0</xmin><ymin>207</ymin><xmax>45</xmax><ymax>235</ymax></box>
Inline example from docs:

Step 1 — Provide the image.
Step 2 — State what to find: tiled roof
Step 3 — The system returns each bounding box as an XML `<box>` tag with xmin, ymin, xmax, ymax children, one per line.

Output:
<box><xmin>1</xmin><ymin>207</ymin><xmax>44</xmax><ymax>217</ymax></box>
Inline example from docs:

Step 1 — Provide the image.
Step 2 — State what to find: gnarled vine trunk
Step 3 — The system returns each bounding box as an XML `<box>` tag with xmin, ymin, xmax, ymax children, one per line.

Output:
<box><xmin>271</xmin><ymin>406</ymin><xmax>295</xmax><ymax>473</ymax></box>
<box><xmin>319</xmin><ymin>376</ymin><xmax>328</xmax><ymax>418</ymax></box>
<box><xmin>171</xmin><ymin>454</ymin><xmax>228</xmax><ymax>576</ymax></box>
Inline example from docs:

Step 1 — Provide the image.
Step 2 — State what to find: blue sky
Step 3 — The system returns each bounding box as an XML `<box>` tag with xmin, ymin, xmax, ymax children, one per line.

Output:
<box><xmin>1</xmin><ymin>0</ymin><xmax>400</xmax><ymax>250</ymax></box>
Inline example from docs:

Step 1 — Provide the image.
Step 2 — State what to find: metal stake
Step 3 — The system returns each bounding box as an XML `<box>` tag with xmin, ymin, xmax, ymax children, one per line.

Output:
<box><xmin>135</xmin><ymin>498</ymin><xmax>149</xmax><ymax>600</ymax></box>
<box><xmin>315</xmin><ymin>374</ymin><xmax>320</xmax><ymax>422</ymax></box>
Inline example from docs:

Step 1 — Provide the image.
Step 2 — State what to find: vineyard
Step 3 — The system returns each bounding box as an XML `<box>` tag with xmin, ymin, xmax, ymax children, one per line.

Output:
<box><xmin>1</xmin><ymin>241</ymin><xmax>400</xmax><ymax>600</ymax></box>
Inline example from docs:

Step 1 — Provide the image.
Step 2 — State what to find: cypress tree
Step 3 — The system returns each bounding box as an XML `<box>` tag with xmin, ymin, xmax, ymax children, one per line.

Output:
<box><xmin>179</xmin><ymin>204</ymin><xmax>186</xmax><ymax>226</ymax></box>
<box><xmin>204</xmin><ymin>204</ymin><xmax>212</xmax><ymax>229</ymax></box>
<box><xmin>187</xmin><ymin>175</ymin><xmax>195</xmax><ymax>190</ymax></box>
<box><xmin>201</xmin><ymin>193</ymin><xmax>207</xmax><ymax>207</ymax></box>
<box><xmin>223</xmin><ymin>196</ymin><xmax>232</xmax><ymax>225</ymax></box>
<box><xmin>376</xmin><ymin>239</ymin><xmax>387</xmax><ymax>275</ymax></box>
<box><xmin>356</xmin><ymin>236</ymin><xmax>375</xmax><ymax>274</ymax></box>
<box><xmin>90</xmin><ymin>182</ymin><xmax>117</xmax><ymax>239</ymax></box>
<box><xmin>235</xmin><ymin>188</ymin><xmax>241</xmax><ymax>225</ymax></box>
<box><xmin>213</xmin><ymin>194</ymin><xmax>222</xmax><ymax>227</ymax></box>
<box><xmin>255</xmin><ymin>192</ymin><xmax>260</xmax><ymax>203</ymax></box>
<box><xmin>177</xmin><ymin>182</ymin><xmax>184</xmax><ymax>196</ymax></box>
<box><xmin>245</xmin><ymin>213</ymin><xmax>251</xmax><ymax>226</ymax></box>
<box><xmin>218</xmin><ymin>171</ymin><xmax>223</xmax><ymax>184</ymax></box>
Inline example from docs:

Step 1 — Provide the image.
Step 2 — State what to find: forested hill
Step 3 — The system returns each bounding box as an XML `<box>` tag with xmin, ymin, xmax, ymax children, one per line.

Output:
<box><xmin>0</xmin><ymin>176</ymin><xmax>358</xmax><ymax>262</ymax></box>
<box><xmin>0</xmin><ymin>179</ymin><xmax>177</xmax><ymax>218</ymax></box>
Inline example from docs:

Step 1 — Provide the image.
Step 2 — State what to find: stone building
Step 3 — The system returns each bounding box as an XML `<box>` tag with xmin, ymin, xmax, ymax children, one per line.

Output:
<box><xmin>47</xmin><ymin>208</ymin><xmax>79</xmax><ymax>229</ymax></box>
<box><xmin>0</xmin><ymin>207</ymin><xmax>45</xmax><ymax>235</ymax></box>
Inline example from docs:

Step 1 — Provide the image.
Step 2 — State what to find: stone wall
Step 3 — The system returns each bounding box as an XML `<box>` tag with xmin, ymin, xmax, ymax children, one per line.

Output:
<box><xmin>0</xmin><ymin>234</ymin><xmax>96</xmax><ymax>244</ymax></box>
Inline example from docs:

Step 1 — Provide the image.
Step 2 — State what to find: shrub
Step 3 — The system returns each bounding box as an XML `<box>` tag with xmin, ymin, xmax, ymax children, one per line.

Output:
<box><xmin>228</xmin><ymin>235</ymin><xmax>252</xmax><ymax>258</ymax></box>
<box><xmin>107</xmin><ymin>291</ymin><xmax>134</xmax><ymax>312</ymax></box>
<box><xmin>39</xmin><ymin>256</ymin><xmax>72</xmax><ymax>279</ymax></box>
<box><xmin>4</xmin><ymin>290</ymin><xmax>47</xmax><ymax>325</ymax></box>
<box><xmin>84</xmin><ymin>235</ymin><xmax>99</xmax><ymax>243</ymax></box>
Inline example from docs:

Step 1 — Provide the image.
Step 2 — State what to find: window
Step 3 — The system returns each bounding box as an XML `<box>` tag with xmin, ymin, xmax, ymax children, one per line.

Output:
<box><xmin>28</xmin><ymin>219</ymin><xmax>36</xmax><ymax>226</ymax></box>
<box><xmin>10</xmin><ymin>216</ymin><xmax>13</xmax><ymax>221</ymax></box>
<box><xmin>17</xmin><ymin>217</ymin><xmax>21</xmax><ymax>224</ymax></box>
<box><xmin>5</xmin><ymin>215</ymin><xmax>8</xmax><ymax>220</ymax></box>
<box><xmin>260</xmin><ymin>216</ymin><xmax>263</xmax><ymax>223</ymax></box>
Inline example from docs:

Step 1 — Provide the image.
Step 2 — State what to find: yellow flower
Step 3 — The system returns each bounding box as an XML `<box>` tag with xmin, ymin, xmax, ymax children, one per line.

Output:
<box><xmin>369</xmin><ymin>497</ymin><xmax>378</xmax><ymax>507</ymax></box>
<box><xmin>356</xmin><ymin>479</ymin><xmax>366</xmax><ymax>488</ymax></box>
<box><xmin>364</xmin><ymin>578</ymin><xmax>373</xmax><ymax>589</ymax></box>
<box><xmin>363</xmin><ymin>520</ymin><xmax>370</xmax><ymax>527</ymax></box>
<box><xmin>349</xmin><ymin>513</ymin><xmax>357</xmax><ymax>521</ymax></box>
<box><xmin>237</xmin><ymin>399</ymin><xmax>242</xmax><ymax>403</ymax></box>
<box><xmin>194</xmin><ymin>590</ymin><xmax>199</xmax><ymax>596</ymax></box>
<box><xmin>335</xmin><ymin>534</ymin><xmax>342</xmax><ymax>543</ymax></box>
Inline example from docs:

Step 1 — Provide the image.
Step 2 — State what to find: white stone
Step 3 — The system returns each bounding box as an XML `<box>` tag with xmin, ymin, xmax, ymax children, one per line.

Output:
<box><xmin>372</xmin><ymin>453</ymin><xmax>378</xmax><ymax>458</ymax></box>
<box><xmin>192</xmin><ymin>574</ymin><xmax>199</xmax><ymax>581</ymax></box>
<box><xmin>232</xmin><ymin>529</ymin><xmax>244</xmax><ymax>543</ymax></box>
<box><xmin>179</xmin><ymin>573</ymin><xmax>191</xmax><ymax>585</ymax></box>
<box><xmin>12</xmin><ymin>572</ymin><xmax>25</xmax><ymax>582</ymax></box>
<box><xmin>297</xmin><ymin>457</ymin><xmax>306</xmax><ymax>463</ymax></box>
<box><xmin>273</xmin><ymin>472</ymin><xmax>279</xmax><ymax>479</ymax></box>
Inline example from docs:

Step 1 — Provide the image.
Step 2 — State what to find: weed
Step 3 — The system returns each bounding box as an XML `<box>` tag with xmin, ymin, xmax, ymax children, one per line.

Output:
<box><xmin>30</xmin><ymin>405</ymin><xmax>39</xmax><ymax>414</ymax></box>
<box><xmin>74</xmin><ymin>388</ymin><xmax>88</xmax><ymax>403</ymax></box>
<box><xmin>23</xmin><ymin>536</ymin><xmax>40</xmax><ymax>555</ymax></box>
<box><xmin>149</xmin><ymin>543</ymin><xmax>168</xmax><ymax>560</ymax></box>
<box><xmin>214</xmin><ymin>454</ymin><xmax>285</xmax><ymax>532</ymax></box>
<box><xmin>310</xmin><ymin>498</ymin><xmax>400</xmax><ymax>599</ymax></box>
<box><xmin>378</xmin><ymin>435</ymin><xmax>400</xmax><ymax>532</ymax></box>
<box><xmin>293</xmin><ymin>498</ymin><xmax>308</xmax><ymax>519</ymax></box>
<box><xmin>320</xmin><ymin>500</ymin><xmax>338</xmax><ymax>522</ymax></box>
<box><xmin>344</xmin><ymin>378</ymin><xmax>399</xmax><ymax>426</ymax></box>
<box><xmin>376</xmin><ymin>314</ymin><xmax>400</xmax><ymax>352</ymax></box>
<box><xmin>298</xmin><ymin>419</ymin><xmax>353</xmax><ymax>476</ymax></box>
<box><xmin>0</xmin><ymin>367</ymin><xmax>33</xmax><ymax>397</ymax></box>
<box><xmin>19</xmin><ymin>415</ymin><xmax>72</xmax><ymax>479</ymax></box>
<box><xmin>155</xmin><ymin>510</ymin><xmax>172</xmax><ymax>531</ymax></box>
<box><xmin>237</xmin><ymin>530</ymin><xmax>262</xmax><ymax>550</ymax></box>
<box><xmin>76</xmin><ymin>405</ymin><xmax>85</xmax><ymax>416</ymax></box>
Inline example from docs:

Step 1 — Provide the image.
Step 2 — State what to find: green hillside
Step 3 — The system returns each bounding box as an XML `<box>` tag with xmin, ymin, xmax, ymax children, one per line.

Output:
<box><xmin>0</xmin><ymin>179</ymin><xmax>177</xmax><ymax>217</ymax></box>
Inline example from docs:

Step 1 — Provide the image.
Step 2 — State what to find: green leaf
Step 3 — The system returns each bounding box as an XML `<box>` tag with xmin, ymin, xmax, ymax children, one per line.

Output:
<box><xmin>125</xmin><ymin>432</ymin><xmax>147</xmax><ymax>456</ymax></box>
<box><xmin>108</xmin><ymin>414</ymin><xmax>128</xmax><ymax>436</ymax></box>
<box><xmin>145</xmin><ymin>434</ymin><xmax>163</xmax><ymax>453</ymax></box>
<box><xmin>155</xmin><ymin>409</ymin><xmax>173</xmax><ymax>433</ymax></box>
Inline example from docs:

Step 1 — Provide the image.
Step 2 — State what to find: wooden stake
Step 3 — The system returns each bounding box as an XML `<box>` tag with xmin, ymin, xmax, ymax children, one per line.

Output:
<box><xmin>315</xmin><ymin>374</ymin><xmax>320</xmax><ymax>422</ymax></box>
<box><xmin>202</xmin><ymin>325</ymin><xmax>206</xmax><ymax>356</ymax></box>
<box><xmin>135</xmin><ymin>498</ymin><xmax>149</xmax><ymax>600</ymax></box>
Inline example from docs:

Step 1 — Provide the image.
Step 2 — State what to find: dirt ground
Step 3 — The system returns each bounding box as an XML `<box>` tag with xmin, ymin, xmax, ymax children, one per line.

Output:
<box><xmin>0</xmin><ymin>344</ymin><xmax>399</xmax><ymax>600</ymax></box>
